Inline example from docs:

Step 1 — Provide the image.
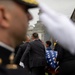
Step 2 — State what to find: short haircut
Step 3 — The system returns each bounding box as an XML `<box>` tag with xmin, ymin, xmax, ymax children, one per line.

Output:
<box><xmin>46</xmin><ymin>41</ymin><xmax>52</xmax><ymax>46</ymax></box>
<box><xmin>32</xmin><ymin>32</ymin><xmax>38</xmax><ymax>38</ymax></box>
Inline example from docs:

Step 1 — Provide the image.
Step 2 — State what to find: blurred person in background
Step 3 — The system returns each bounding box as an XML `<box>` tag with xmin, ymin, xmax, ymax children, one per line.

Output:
<box><xmin>20</xmin><ymin>32</ymin><xmax>47</xmax><ymax>75</ymax></box>
<box><xmin>46</xmin><ymin>41</ymin><xmax>52</xmax><ymax>50</ymax></box>
<box><xmin>14</xmin><ymin>36</ymin><xmax>30</xmax><ymax>66</ymax></box>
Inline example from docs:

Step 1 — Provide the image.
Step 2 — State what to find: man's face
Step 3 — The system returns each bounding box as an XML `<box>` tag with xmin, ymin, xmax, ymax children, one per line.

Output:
<box><xmin>9</xmin><ymin>3</ymin><xmax>33</xmax><ymax>43</ymax></box>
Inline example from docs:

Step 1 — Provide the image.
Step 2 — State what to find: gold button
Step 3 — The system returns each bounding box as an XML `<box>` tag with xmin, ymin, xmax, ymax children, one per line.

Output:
<box><xmin>22</xmin><ymin>0</ymin><xmax>38</xmax><ymax>5</ymax></box>
<box><xmin>0</xmin><ymin>58</ymin><xmax>2</xmax><ymax>64</ymax></box>
<box><xmin>6</xmin><ymin>64</ymin><xmax>18</xmax><ymax>69</ymax></box>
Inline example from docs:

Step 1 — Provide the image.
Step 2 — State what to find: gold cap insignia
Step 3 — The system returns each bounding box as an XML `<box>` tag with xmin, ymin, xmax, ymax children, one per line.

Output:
<box><xmin>22</xmin><ymin>0</ymin><xmax>38</xmax><ymax>5</ymax></box>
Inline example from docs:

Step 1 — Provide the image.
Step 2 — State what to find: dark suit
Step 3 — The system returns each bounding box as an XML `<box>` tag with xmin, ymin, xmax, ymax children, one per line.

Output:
<box><xmin>15</xmin><ymin>42</ymin><xmax>24</xmax><ymax>56</ymax></box>
<box><xmin>0</xmin><ymin>45</ymin><xmax>30</xmax><ymax>75</ymax></box>
<box><xmin>56</xmin><ymin>44</ymin><xmax>75</xmax><ymax>75</ymax></box>
<box><xmin>21</xmin><ymin>39</ymin><xmax>47</xmax><ymax>75</ymax></box>
<box><xmin>14</xmin><ymin>42</ymin><xmax>29</xmax><ymax>65</ymax></box>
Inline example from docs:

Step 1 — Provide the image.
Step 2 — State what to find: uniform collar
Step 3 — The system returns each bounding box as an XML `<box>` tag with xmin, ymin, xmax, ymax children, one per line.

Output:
<box><xmin>0</xmin><ymin>42</ymin><xmax>14</xmax><ymax>52</ymax></box>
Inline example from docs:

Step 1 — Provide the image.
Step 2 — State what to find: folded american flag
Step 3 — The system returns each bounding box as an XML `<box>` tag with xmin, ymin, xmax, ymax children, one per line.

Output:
<box><xmin>46</xmin><ymin>50</ymin><xmax>59</xmax><ymax>69</ymax></box>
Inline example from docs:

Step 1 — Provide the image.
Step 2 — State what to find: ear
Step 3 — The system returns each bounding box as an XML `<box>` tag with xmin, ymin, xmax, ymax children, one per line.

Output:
<box><xmin>0</xmin><ymin>6</ymin><xmax>10</xmax><ymax>29</ymax></box>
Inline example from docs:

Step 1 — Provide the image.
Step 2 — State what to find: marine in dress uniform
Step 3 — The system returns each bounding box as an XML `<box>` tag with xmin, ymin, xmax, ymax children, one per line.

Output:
<box><xmin>0</xmin><ymin>0</ymin><xmax>38</xmax><ymax>75</ymax></box>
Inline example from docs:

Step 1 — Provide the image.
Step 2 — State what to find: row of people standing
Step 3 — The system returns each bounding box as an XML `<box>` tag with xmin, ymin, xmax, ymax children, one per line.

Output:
<box><xmin>14</xmin><ymin>32</ymin><xmax>47</xmax><ymax>75</ymax></box>
<box><xmin>14</xmin><ymin>33</ymin><xmax>59</xmax><ymax>75</ymax></box>
<box><xmin>15</xmin><ymin>32</ymin><xmax>75</xmax><ymax>75</ymax></box>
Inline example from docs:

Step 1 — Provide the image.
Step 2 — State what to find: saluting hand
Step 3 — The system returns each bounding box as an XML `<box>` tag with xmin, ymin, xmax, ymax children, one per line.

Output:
<box><xmin>37</xmin><ymin>0</ymin><xmax>75</xmax><ymax>54</ymax></box>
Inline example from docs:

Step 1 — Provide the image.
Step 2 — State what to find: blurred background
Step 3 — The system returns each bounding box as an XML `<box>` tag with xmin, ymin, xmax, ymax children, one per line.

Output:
<box><xmin>28</xmin><ymin>0</ymin><xmax>75</xmax><ymax>46</ymax></box>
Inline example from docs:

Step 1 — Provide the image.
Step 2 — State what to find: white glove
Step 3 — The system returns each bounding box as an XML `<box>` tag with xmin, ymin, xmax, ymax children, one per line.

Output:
<box><xmin>19</xmin><ymin>62</ymin><xmax>25</xmax><ymax>68</ymax></box>
<box><xmin>37</xmin><ymin>2</ymin><xmax>75</xmax><ymax>54</ymax></box>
